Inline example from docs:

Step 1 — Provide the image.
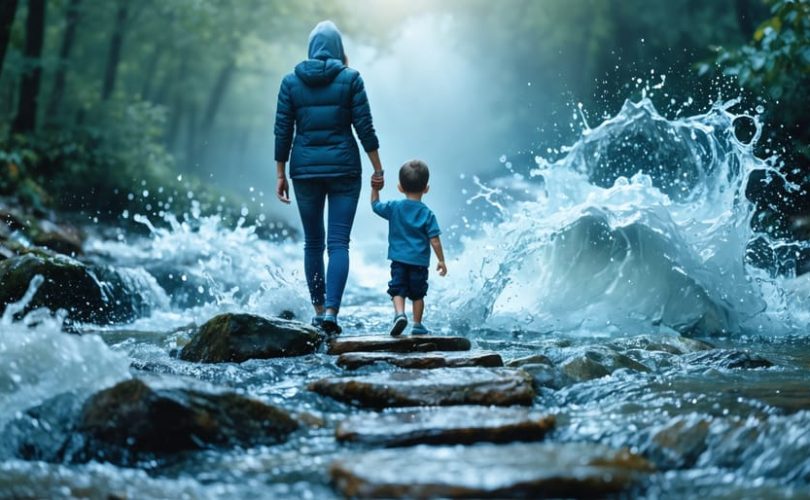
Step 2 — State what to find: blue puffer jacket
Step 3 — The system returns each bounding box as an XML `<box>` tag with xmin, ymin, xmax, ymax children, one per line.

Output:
<box><xmin>274</xmin><ymin>21</ymin><xmax>379</xmax><ymax>179</ymax></box>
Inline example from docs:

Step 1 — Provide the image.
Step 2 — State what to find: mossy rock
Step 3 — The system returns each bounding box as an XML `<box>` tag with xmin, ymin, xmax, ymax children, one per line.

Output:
<box><xmin>70</xmin><ymin>379</ymin><xmax>298</xmax><ymax>465</ymax></box>
<box><xmin>0</xmin><ymin>253</ymin><xmax>148</xmax><ymax>324</ymax></box>
<box><xmin>179</xmin><ymin>313</ymin><xmax>324</xmax><ymax>363</ymax></box>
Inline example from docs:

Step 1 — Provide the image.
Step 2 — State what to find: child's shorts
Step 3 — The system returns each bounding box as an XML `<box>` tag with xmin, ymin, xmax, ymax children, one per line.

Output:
<box><xmin>387</xmin><ymin>261</ymin><xmax>429</xmax><ymax>300</ymax></box>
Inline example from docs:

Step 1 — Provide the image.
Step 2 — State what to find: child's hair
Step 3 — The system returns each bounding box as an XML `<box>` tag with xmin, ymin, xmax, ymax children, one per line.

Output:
<box><xmin>399</xmin><ymin>160</ymin><xmax>430</xmax><ymax>193</ymax></box>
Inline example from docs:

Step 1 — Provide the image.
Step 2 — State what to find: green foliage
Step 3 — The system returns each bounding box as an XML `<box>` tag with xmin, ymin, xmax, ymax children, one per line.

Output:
<box><xmin>713</xmin><ymin>0</ymin><xmax>809</xmax><ymax>101</ymax></box>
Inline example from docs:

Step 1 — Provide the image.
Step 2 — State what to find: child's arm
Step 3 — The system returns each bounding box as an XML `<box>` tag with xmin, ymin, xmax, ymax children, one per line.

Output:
<box><xmin>371</xmin><ymin>183</ymin><xmax>380</xmax><ymax>204</ymax></box>
<box><xmin>430</xmin><ymin>236</ymin><xmax>447</xmax><ymax>276</ymax></box>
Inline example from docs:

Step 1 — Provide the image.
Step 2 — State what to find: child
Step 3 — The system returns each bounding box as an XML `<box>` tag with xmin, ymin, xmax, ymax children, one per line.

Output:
<box><xmin>371</xmin><ymin>159</ymin><xmax>447</xmax><ymax>336</ymax></box>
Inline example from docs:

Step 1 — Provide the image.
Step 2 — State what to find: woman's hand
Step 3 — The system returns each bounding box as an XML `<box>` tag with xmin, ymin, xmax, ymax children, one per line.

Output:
<box><xmin>277</xmin><ymin>176</ymin><xmax>291</xmax><ymax>204</ymax></box>
<box><xmin>371</xmin><ymin>171</ymin><xmax>384</xmax><ymax>190</ymax></box>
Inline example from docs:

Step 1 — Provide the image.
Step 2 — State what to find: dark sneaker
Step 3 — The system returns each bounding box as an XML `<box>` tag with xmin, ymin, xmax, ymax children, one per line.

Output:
<box><xmin>389</xmin><ymin>313</ymin><xmax>408</xmax><ymax>337</ymax></box>
<box><xmin>411</xmin><ymin>323</ymin><xmax>430</xmax><ymax>335</ymax></box>
<box><xmin>322</xmin><ymin>314</ymin><xmax>342</xmax><ymax>335</ymax></box>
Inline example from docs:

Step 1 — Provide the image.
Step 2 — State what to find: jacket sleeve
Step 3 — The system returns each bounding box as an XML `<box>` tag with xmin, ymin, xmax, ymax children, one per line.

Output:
<box><xmin>274</xmin><ymin>77</ymin><xmax>295</xmax><ymax>162</ymax></box>
<box><xmin>350</xmin><ymin>74</ymin><xmax>380</xmax><ymax>152</ymax></box>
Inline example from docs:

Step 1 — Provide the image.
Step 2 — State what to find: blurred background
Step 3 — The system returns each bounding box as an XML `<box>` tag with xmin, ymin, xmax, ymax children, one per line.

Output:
<box><xmin>0</xmin><ymin>0</ymin><xmax>807</xmax><ymax>247</ymax></box>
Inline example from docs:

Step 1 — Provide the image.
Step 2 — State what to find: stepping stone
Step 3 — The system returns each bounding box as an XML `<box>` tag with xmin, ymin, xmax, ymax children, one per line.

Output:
<box><xmin>337</xmin><ymin>350</ymin><xmax>503</xmax><ymax>370</ymax></box>
<box><xmin>336</xmin><ymin>406</ymin><xmax>554</xmax><ymax>446</ymax></box>
<box><xmin>327</xmin><ymin>335</ymin><xmax>471</xmax><ymax>355</ymax></box>
<box><xmin>309</xmin><ymin>367</ymin><xmax>535</xmax><ymax>408</ymax></box>
<box><xmin>330</xmin><ymin>442</ymin><xmax>654</xmax><ymax>498</ymax></box>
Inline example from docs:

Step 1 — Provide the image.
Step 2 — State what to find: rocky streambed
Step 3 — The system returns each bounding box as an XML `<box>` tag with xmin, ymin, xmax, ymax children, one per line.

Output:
<box><xmin>1</xmin><ymin>203</ymin><xmax>809</xmax><ymax>499</ymax></box>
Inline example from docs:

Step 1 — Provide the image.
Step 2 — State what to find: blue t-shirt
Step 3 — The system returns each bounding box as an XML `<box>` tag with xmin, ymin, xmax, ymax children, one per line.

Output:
<box><xmin>372</xmin><ymin>199</ymin><xmax>441</xmax><ymax>267</ymax></box>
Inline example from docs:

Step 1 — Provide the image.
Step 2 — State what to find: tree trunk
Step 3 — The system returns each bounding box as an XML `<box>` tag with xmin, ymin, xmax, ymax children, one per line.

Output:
<box><xmin>734</xmin><ymin>0</ymin><xmax>755</xmax><ymax>40</ymax></box>
<box><xmin>102</xmin><ymin>0</ymin><xmax>128</xmax><ymax>101</ymax></box>
<box><xmin>139</xmin><ymin>43</ymin><xmax>164</xmax><ymax>100</ymax></box>
<box><xmin>46</xmin><ymin>0</ymin><xmax>82</xmax><ymax>120</ymax></box>
<box><xmin>201</xmin><ymin>59</ymin><xmax>236</xmax><ymax>135</ymax></box>
<box><xmin>0</xmin><ymin>0</ymin><xmax>19</xmax><ymax>81</ymax></box>
<box><xmin>12</xmin><ymin>0</ymin><xmax>46</xmax><ymax>134</ymax></box>
<box><xmin>184</xmin><ymin>104</ymin><xmax>198</xmax><ymax>168</ymax></box>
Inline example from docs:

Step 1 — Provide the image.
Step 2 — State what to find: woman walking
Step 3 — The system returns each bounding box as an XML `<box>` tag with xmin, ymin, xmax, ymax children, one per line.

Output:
<box><xmin>275</xmin><ymin>20</ymin><xmax>384</xmax><ymax>334</ymax></box>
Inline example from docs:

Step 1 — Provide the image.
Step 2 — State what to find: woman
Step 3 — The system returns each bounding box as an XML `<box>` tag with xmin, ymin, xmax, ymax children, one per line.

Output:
<box><xmin>275</xmin><ymin>20</ymin><xmax>384</xmax><ymax>334</ymax></box>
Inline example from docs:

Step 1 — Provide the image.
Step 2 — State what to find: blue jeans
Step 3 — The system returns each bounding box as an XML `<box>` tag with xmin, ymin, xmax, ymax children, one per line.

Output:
<box><xmin>293</xmin><ymin>176</ymin><xmax>361</xmax><ymax>312</ymax></box>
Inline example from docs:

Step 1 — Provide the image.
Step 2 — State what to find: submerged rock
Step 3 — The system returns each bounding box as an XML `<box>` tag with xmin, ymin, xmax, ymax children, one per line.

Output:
<box><xmin>337</xmin><ymin>351</ymin><xmax>503</xmax><ymax>370</ymax></box>
<box><xmin>310</xmin><ymin>367</ymin><xmax>535</xmax><ymax>408</ymax></box>
<box><xmin>608</xmin><ymin>335</ymin><xmax>714</xmax><ymax>355</ymax></box>
<box><xmin>71</xmin><ymin>379</ymin><xmax>298</xmax><ymax>464</ymax></box>
<box><xmin>179</xmin><ymin>313</ymin><xmax>323</xmax><ymax>363</ymax></box>
<box><xmin>328</xmin><ymin>335</ymin><xmax>471</xmax><ymax>355</ymax></box>
<box><xmin>645</xmin><ymin>416</ymin><xmax>710</xmax><ymax>469</ymax></box>
<box><xmin>505</xmin><ymin>354</ymin><xmax>554</xmax><ymax>367</ymax></box>
<box><xmin>336</xmin><ymin>406</ymin><xmax>554</xmax><ymax>447</ymax></box>
<box><xmin>682</xmin><ymin>349</ymin><xmax>773</xmax><ymax>369</ymax></box>
<box><xmin>0</xmin><ymin>253</ymin><xmax>150</xmax><ymax>324</ymax></box>
<box><xmin>560</xmin><ymin>348</ymin><xmax>651</xmax><ymax>382</ymax></box>
<box><xmin>330</xmin><ymin>442</ymin><xmax>654</xmax><ymax>498</ymax></box>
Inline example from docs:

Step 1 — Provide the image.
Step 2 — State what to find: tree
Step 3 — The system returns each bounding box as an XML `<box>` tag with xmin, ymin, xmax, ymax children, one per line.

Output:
<box><xmin>12</xmin><ymin>0</ymin><xmax>46</xmax><ymax>134</ymax></box>
<box><xmin>0</xmin><ymin>0</ymin><xmax>19</xmax><ymax>81</ymax></box>
<box><xmin>102</xmin><ymin>0</ymin><xmax>128</xmax><ymax>101</ymax></box>
<box><xmin>46</xmin><ymin>0</ymin><xmax>83</xmax><ymax>120</ymax></box>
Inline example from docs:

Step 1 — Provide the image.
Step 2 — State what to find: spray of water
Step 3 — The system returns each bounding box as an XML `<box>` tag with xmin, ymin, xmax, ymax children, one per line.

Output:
<box><xmin>0</xmin><ymin>276</ymin><xmax>130</xmax><ymax>425</ymax></box>
<box><xmin>432</xmin><ymin>97</ymin><xmax>808</xmax><ymax>336</ymax></box>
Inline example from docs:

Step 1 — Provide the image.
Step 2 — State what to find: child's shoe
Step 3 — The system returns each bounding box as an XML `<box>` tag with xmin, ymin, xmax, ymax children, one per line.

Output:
<box><xmin>389</xmin><ymin>313</ymin><xmax>408</xmax><ymax>337</ymax></box>
<box><xmin>322</xmin><ymin>313</ymin><xmax>342</xmax><ymax>335</ymax></box>
<box><xmin>411</xmin><ymin>323</ymin><xmax>430</xmax><ymax>336</ymax></box>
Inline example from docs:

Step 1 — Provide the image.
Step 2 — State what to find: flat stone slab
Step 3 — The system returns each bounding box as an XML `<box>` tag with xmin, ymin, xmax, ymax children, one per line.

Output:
<box><xmin>337</xmin><ymin>350</ymin><xmax>503</xmax><ymax>370</ymax></box>
<box><xmin>330</xmin><ymin>442</ymin><xmax>654</xmax><ymax>498</ymax></box>
<box><xmin>309</xmin><ymin>367</ymin><xmax>535</xmax><ymax>408</ymax></box>
<box><xmin>327</xmin><ymin>335</ymin><xmax>471</xmax><ymax>355</ymax></box>
<box><xmin>336</xmin><ymin>406</ymin><xmax>554</xmax><ymax>446</ymax></box>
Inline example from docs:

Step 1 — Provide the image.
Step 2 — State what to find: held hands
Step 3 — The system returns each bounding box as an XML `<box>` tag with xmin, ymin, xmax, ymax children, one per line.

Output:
<box><xmin>371</xmin><ymin>171</ymin><xmax>384</xmax><ymax>190</ymax></box>
<box><xmin>436</xmin><ymin>260</ymin><xmax>447</xmax><ymax>277</ymax></box>
<box><xmin>276</xmin><ymin>177</ymin><xmax>290</xmax><ymax>204</ymax></box>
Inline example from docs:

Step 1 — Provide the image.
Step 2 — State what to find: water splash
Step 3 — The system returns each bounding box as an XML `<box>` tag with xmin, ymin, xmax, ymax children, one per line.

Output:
<box><xmin>0</xmin><ymin>277</ymin><xmax>130</xmax><ymax>425</ymax></box>
<box><xmin>434</xmin><ymin>98</ymin><xmax>808</xmax><ymax>336</ymax></box>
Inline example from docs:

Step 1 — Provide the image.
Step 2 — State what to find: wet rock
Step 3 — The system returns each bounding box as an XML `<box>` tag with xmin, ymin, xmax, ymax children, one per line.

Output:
<box><xmin>328</xmin><ymin>335</ymin><xmax>471</xmax><ymax>355</ymax></box>
<box><xmin>337</xmin><ymin>351</ymin><xmax>503</xmax><ymax>370</ymax></box>
<box><xmin>0</xmin><ymin>392</ymin><xmax>86</xmax><ymax>462</ymax></box>
<box><xmin>0</xmin><ymin>253</ymin><xmax>149</xmax><ymax>324</ymax></box>
<box><xmin>179</xmin><ymin>313</ymin><xmax>323</xmax><ymax>363</ymax></box>
<box><xmin>682</xmin><ymin>349</ymin><xmax>773</xmax><ymax>369</ymax></box>
<box><xmin>336</xmin><ymin>406</ymin><xmax>554</xmax><ymax>446</ymax></box>
<box><xmin>505</xmin><ymin>353</ymin><xmax>553</xmax><ymax>367</ymax></box>
<box><xmin>608</xmin><ymin>335</ymin><xmax>714</xmax><ymax>355</ymax></box>
<box><xmin>71</xmin><ymin>379</ymin><xmax>298</xmax><ymax>464</ymax></box>
<box><xmin>560</xmin><ymin>348</ymin><xmax>651</xmax><ymax>382</ymax></box>
<box><xmin>330</xmin><ymin>442</ymin><xmax>654</xmax><ymax>498</ymax></box>
<box><xmin>29</xmin><ymin>220</ymin><xmax>84</xmax><ymax>256</ymax></box>
<box><xmin>520</xmin><ymin>363</ymin><xmax>573</xmax><ymax>390</ymax></box>
<box><xmin>310</xmin><ymin>367</ymin><xmax>535</xmax><ymax>408</ymax></box>
<box><xmin>645</xmin><ymin>417</ymin><xmax>710</xmax><ymax>469</ymax></box>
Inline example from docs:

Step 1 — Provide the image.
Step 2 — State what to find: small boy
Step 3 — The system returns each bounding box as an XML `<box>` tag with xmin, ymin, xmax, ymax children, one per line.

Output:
<box><xmin>371</xmin><ymin>159</ymin><xmax>447</xmax><ymax>336</ymax></box>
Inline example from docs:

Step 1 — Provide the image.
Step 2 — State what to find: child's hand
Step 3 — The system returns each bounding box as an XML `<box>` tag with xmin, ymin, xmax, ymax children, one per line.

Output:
<box><xmin>436</xmin><ymin>261</ymin><xmax>447</xmax><ymax>276</ymax></box>
<box><xmin>371</xmin><ymin>172</ymin><xmax>384</xmax><ymax>190</ymax></box>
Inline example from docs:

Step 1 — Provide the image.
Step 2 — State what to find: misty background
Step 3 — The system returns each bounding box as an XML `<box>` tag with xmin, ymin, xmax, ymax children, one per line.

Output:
<box><xmin>1</xmin><ymin>0</ymin><xmax>807</xmax><ymax>250</ymax></box>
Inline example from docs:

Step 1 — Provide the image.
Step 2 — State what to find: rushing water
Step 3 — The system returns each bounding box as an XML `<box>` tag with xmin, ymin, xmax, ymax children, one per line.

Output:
<box><xmin>1</xmin><ymin>97</ymin><xmax>809</xmax><ymax>498</ymax></box>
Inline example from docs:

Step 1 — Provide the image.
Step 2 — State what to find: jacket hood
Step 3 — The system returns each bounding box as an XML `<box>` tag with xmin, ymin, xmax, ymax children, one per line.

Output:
<box><xmin>307</xmin><ymin>20</ymin><xmax>345</xmax><ymax>61</ymax></box>
<box><xmin>294</xmin><ymin>21</ymin><xmax>346</xmax><ymax>86</ymax></box>
<box><xmin>294</xmin><ymin>58</ymin><xmax>345</xmax><ymax>86</ymax></box>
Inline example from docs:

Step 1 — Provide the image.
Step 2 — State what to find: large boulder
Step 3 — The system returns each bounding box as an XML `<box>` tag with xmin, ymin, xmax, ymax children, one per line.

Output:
<box><xmin>330</xmin><ymin>442</ymin><xmax>654</xmax><ymax>498</ymax></box>
<box><xmin>1</xmin><ymin>379</ymin><xmax>299</xmax><ymax>466</ymax></box>
<box><xmin>71</xmin><ymin>379</ymin><xmax>298</xmax><ymax>464</ymax></box>
<box><xmin>310</xmin><ymin>367</ymin><xmax>535</xmax><ymax>408</ymax></box>
<box><xmin>0</xmin><ymin>253</ymin><xmax>151</xmax><ymax>324</ymax></box>
<box><xmin>336</xmin><ymin>406</ymin><xmax>555</xmax><ymax>447</ymax></box>
<box><xmin>179</xmin><ymin>313</ymin><xmax>324</xmax><ymax>363</ymax></box>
